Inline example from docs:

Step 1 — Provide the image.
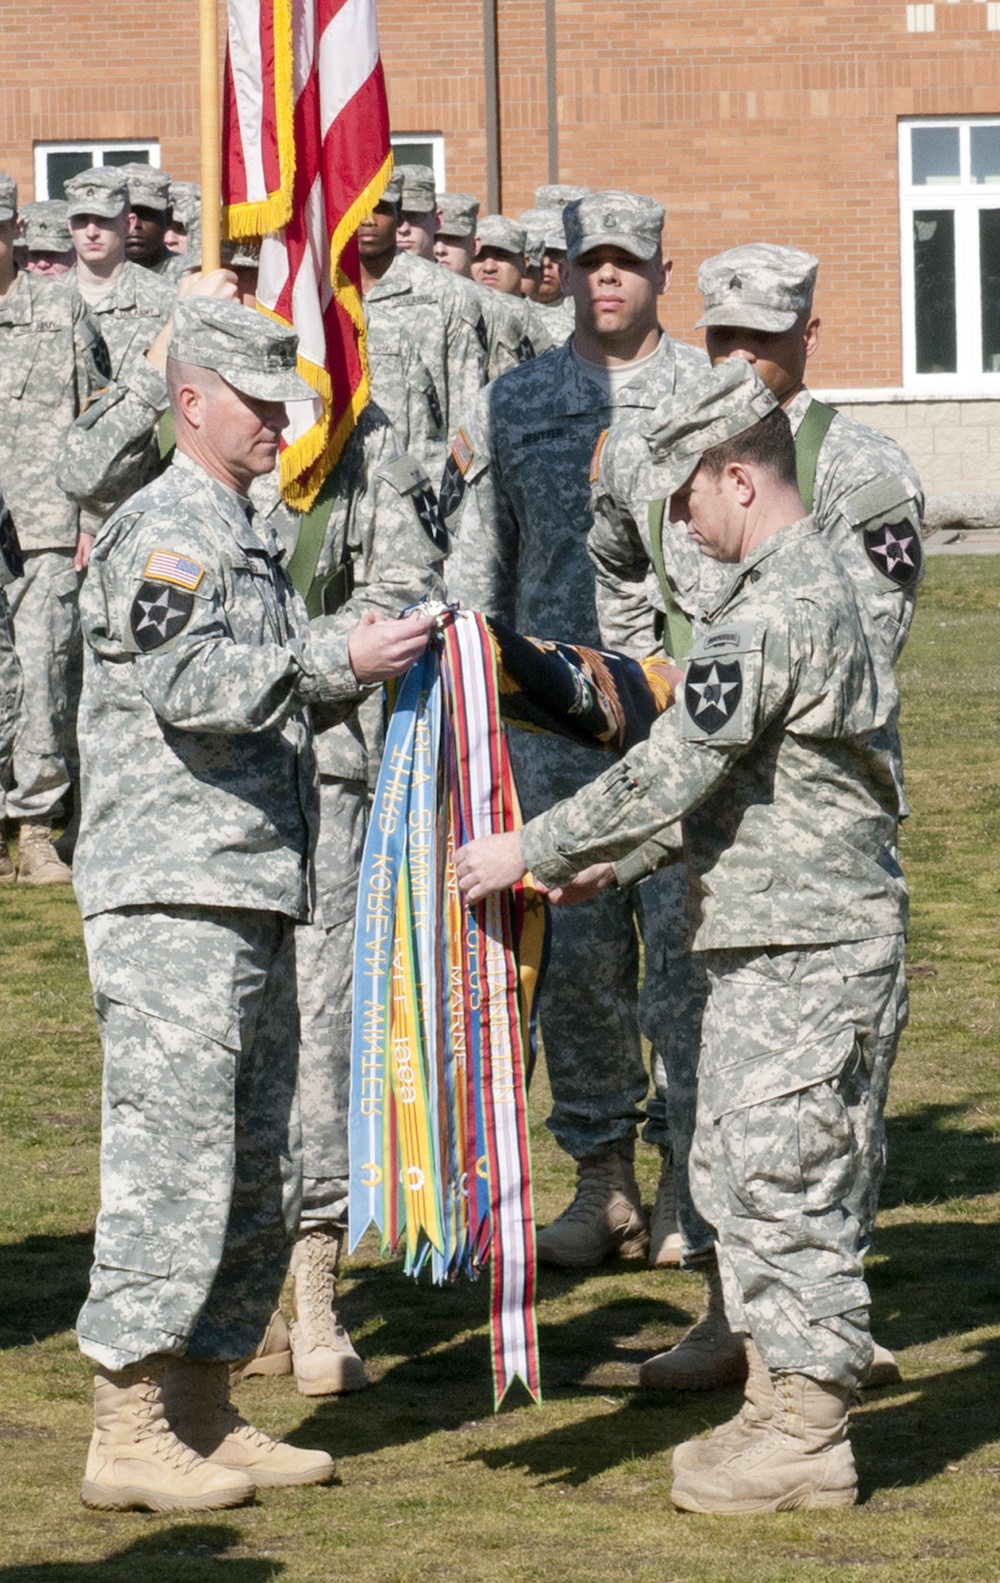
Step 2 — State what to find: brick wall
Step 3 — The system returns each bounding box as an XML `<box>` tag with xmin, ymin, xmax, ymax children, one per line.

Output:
<box><xmin>3</xmin><ymin>0</ymin><xmax>999</xmax><ymax>390</ymax></box>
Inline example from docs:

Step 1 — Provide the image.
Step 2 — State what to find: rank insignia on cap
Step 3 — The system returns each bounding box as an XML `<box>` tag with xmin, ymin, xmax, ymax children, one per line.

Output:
<box><xmin>451</xmin><ymin>429</ymin><xmax>474</xmax><ymax>476</ymax></box>
<box><xmin>143</xmin><ymin>550</ymin><xmax>206</xmax><ymax>591</ymax></box>
<box><xmin>863</xmin><ymin>521</ymin><xmax>922</xmax><ymax>587</ymax></box>
<box><xmin>590</xmin><ymin>428</ymin><xmax>610</xmax><ymax>483</ymax></box>
<box><xmin>684</xmin><ymin>659</ymin><xmax>743</xmax><ymax>734</ymax></box>
<box><xmin>729</xmin><ymin>274</ymin><xmax>743</xmax><ymax>290</ymax></box>
<box><xmin>130</xmin><ymin>580</ymin><xmax>196</xmax><ymax>652</ymax></box>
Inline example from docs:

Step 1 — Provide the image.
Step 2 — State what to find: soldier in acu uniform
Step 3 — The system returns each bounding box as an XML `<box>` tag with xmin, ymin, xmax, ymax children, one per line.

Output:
<box><xmin>0</xmin><ymin>495</ymin><xmax>24</xmax><ymax>880</ymax></box>
<box><xmin>359</xmin><ymin>171</ymin><xmax>485</xmax><ymax>461</ymax></box>
<box><xmin>434</xmin><ymin>194</ymin><xmax>547</xmax><ymax>377</ymax></box>
<box><xmin>446</xmin><ymin>191</ymin><xmax>707</xmax><ymax>1271</ymax></box>
<box><xmin>20</xmin><ymin>201</ymin><xmax>74</xmax><ymax>277</ymax></box>
<box><xmin>456</xmin><ymin>361</ymin><xmax>908</xmax><ymax>1514</ymax></box>
<box><xmin>587</xmin><ymin>242</ymin><xmax>921</xmax><ymax>1391</ymax></box>
<box><xmin>74</xmin><ymin>297</ymin><xmax>436</xmax><ymax>1513</ymax></box>
<box><xmin>0</xmin><ymin>172</ymin><xmax>112</xmax><ymax>883</ymax></box>
<box><xmin>119</xmin><ymin>163</ymin><xmax>188</xmax><ymax>283</ymax></box>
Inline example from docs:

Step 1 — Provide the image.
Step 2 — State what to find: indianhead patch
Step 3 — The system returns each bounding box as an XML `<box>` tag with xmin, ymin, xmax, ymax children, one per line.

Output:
<box><xmin>589</xmin><ymin>428</ymin><xmax>610</xmax><ymax>484</ymax></box>
<box><xmin>143</xmin><ymin>550</ymin><xmax>206</xmax><ymax>591</ymax></box>
<box><xmin>130</xmin><ymin>580</ymin><xmax>196</xmax><ymax>652</ymax></box>
<box><xmin>863</xmin><ymin>520</ymin><xmax>922</xmax><ymax>587</ymax></box>
<box><xmin>684</xmin><ymin>659</ymin><xmax>743</xmax><ymax>735</ymax></box>
<box><xmin>412</xmin><ymin>487</ymin><xmax>449</xmax><ymax>553</ymax></box>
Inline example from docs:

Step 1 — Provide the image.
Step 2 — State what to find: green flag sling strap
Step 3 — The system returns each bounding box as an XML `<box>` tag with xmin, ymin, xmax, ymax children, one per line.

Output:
<box><xmin>284</xmin><ymin>480</ymin><xmax>354</xmax><ymax>618</ymax></box>
<box><xmin>793</xmin><ymin>398</ymin><xmax>836</xmax><ymax>515</ymax></box>
<box><xmin>645</xmin><ymin>397</ymin><xmax>838</xmax><ymax>661</ymax></box>
<box><xmin>647</xmin><ymin>497</ymin><xmax>694</xmax><ymax>663</ymax></box>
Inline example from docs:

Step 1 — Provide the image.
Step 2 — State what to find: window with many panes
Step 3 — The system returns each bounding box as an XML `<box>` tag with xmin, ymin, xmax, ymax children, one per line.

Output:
<box><xmin>33</xmin><ymin>141</ymin><xmax>160</xmax><ymax>202</ymax></box>
<box><xmin>899</xmin><ymin>118</ymin><xmax>1000</xmax><ymax>390</ymax></box>
<box><xmin>389</xmin><ymin>134</ymin><xmax>445</xmax><ymax>195</ymax></box>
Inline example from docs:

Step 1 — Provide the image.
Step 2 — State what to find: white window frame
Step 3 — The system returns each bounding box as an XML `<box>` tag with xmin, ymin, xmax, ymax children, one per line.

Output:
<box><xmin>899</xmin><ymin>117</ymin><xmax>1000</xmax><ymax>393</ymax></box>
<box><xmin>33</xmin><ymin>140</ymin><xmax>160</xmax><ymax>201</ymax></box>
<box><xmin>389</xmin><ymin>133</ymin><xmax>445</xmax><ymax>196</ymax></box>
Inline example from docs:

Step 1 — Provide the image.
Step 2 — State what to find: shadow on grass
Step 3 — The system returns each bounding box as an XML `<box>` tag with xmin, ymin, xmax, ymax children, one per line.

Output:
<box><xmin>0</xmin><ymin>1233</ymin><xmax>93</xmax><ymax>1349</ymax></box>
<box><xmin>882</xmin><ymin>1102</ymin><xmax>1000</xmax><ymax>1208</ymax></box>
<box><xmin>0</xmin><ymin>1524</ymin><xmax>280</xmax><ymax>1581</ymax></box>
<box><xmin>854</xmin><ymin>1333</ymin><xmax>1000</xmax><ymax>1502</ymax></box>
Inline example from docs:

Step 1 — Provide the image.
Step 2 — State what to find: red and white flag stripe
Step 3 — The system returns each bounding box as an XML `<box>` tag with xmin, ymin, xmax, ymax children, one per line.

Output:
<box><xmin>223</xmin><ymin>0</ymin><xmax>392</xmax><ymax>507</ymax></box>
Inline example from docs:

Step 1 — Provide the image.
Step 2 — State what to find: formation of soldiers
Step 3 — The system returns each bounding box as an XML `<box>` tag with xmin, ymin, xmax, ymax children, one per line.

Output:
<box><xmin>0</xmin><ymin>157</ymin><xmax>924</xmax><ymax>1517</ymax></box>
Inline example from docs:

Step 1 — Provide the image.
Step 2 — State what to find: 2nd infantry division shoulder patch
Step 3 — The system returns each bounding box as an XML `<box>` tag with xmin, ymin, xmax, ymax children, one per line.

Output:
<box><xmin>684</xmin><ymin>658</ymin><xmax>743</xmax><ymax>735</ymax></box>
<box><xmin>130</xmin><ymin>581</ymin><xmax>196</xmax><ymax>652</ymax></box>
<box><xmin>863</xmin><ymin>519</ymin><xmax>922</xmax><ymax>587</ymax></box>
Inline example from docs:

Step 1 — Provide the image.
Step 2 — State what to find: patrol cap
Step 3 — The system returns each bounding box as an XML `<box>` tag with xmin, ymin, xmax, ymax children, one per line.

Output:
<box><xmin>396</xmin><ymin>164</ymin><xmax>437</xmax><ymax>213</ymax></box>
<box><xmin>381</xmin><ymin>170</ymin><xmax>403</xmax><ymax>211</ymax></box>
<box><xmin>119</xmin><ymin>163</ymin><xmax>172</xmax><ymax>213</ymax></box>
<box><xmin>534</xmin><ymin>183</ymin><xmax>590</xmax><ymax>211</ymax></box>
<box><xmin>519</xmin><ymin>207</ymin><xmax>566</xmax><ymax>256</ymax></box>
<box><xmin>168</xmin><ymin>180</ymin><xmax>201</xmax><ymax>226</ymax></box>
<box><xmin>168</xmin><ymin>298</ymin><xmax>316</xmax><ymax>403</ymax></box>
<box><xmin>21</xmin><ymin>200</ymin><xmax>71</xmax><ymax>253</ymax></box>
<box><xmin>0</xmin><ymin>173</ymin><xmax>17</xmax><ymax>223</ymax></box>
<box><xmin>644</xmin><ymin>359</ymin><xmax>780</xmax><ymax>479</ymax></box>
<box><xmin>476</xmin><ymin>214</ymin><xmax>526</xmax><ymax>257</ymax></box>
<box><xmin>64</xmin><ymin>167</ymin><xmax>128</xmax><ymax>220</ymax></box>
<box><xmin>564</xmin><ymin>190</ymin><xmax>664</xmax><ymax>264</ymax></box>
<box><xmin>696</xmin><ymin>243</ymin><xmax>819</xmax><ymax>333</ymax></box>
<box><xmin>437</xmin><ymin>192</ymin><xmax>479</xmax><ymax>238</ymax></box>
<box><xmin>221</xmin><ymin>237</ymin><xmax>261</xmax><ymax>270</ymax></box>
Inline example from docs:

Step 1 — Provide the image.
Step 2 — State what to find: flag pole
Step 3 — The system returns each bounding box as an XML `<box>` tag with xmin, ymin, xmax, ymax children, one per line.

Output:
<box><xmin>199</xmin><ymin>0</ymin><xmax>222</xmax><ymax>271</ymax></box>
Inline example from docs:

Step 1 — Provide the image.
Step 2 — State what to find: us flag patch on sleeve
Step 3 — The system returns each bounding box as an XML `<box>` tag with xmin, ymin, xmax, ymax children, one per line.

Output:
<box><xmin>451</xmin><ymin>429</ymin><xmax>474</xmax><ymax>475</ymax></box>
<box><xmin>143</xmin><ymin>550</ymin><xmax>206</xmax><ymax>592</ymax></box>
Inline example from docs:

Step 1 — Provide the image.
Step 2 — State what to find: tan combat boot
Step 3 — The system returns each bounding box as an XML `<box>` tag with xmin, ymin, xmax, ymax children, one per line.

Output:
<box><xmin>672</xmin><ymin>1338</ymin><xmax>773</xmax><ymax>1474</ymax></box>
<box><xmin>0</xmin><ymin>831</ymin><xmax>14</xmax><ymax>883</ymax></box>
<box><xmin>229</xmin><ymin>1308</ymin><xmax>293</xmax><ymax>1386</ymax></box>
<box><xmin>288</xmin><ymin>1225</ymin><xmax>368</xmax><ymax>1395</ymax></box>
<box><xmin>671</xmin><ymin>1370</ymin><xmax>857</xmax><ymax>1513</ymax></box>
<box><xmin>81</xmin><ymin>1360</ymin><xmax>256</xmax><ymax>1512</ymax></box>
<box><xmin>639</xmin><ymin>1258</ymin><xmax>748</xmax><ymax>1390</ymax></box>
<box><xmin>17</xmin><ymin>820</ymin><xmax>72</xmax><ymax>885</ymax></box>
<box><xmin>536</xmin><ymin>1151</ymin><xmax>649</xmax><ymax>1268</ymax></box>
<box><xmin>648</xmin><ymin>1148</ymin><xmax>682</xmax><ymax>1268</ymax></box>
<box><xmin>164</xmin><ymin>1359</ymin><xmax>335</xmax><ymax>1487</ymax></box>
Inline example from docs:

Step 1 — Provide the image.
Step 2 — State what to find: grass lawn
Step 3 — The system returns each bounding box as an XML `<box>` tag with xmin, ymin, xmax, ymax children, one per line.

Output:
<box><xmin>1</xmin><ymin>554</ymin><xmax>999</xmax><ymax>1582</ymax></box>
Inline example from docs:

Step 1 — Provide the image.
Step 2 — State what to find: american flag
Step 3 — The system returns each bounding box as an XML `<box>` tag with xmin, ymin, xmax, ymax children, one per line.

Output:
<box><xmin>222</xmin><ymin>0</ymin><xmax>392</xmax><ymax>508</ymax></box>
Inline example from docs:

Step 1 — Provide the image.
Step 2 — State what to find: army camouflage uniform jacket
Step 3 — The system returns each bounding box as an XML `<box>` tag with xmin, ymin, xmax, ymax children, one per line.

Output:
<box><xmin>589</xmin><ymin>387</ymin><xmax>924</xmax><ymax>668</ymax></box>
<box><xmin>446</xmin><ymin>331</ymin><xmax>709</xmax><ymax>643</ymax></box>
<box><xmin>365</xmin><ymin>315</ymin><xmax>446</xmax><ymax>479</ymax></box>
<box><xmin>0</xmin><ymin>269</ymin><xmax>111</xmax><ymax>550</ymax></box>
<box><xmin>74</xmin><ymin>452</ymin><xmax>370</xmax><ymax>923</ymax></box>
<box><xmin>64</xmin><ymin>261</ymin><xmax>175</xmax><ymax>378</ymax></box>
<box><xmin>520</xmin><ymin>516</ymin><xmax>907</xmax><ymax>949</ymax></box>
<box><xmin>364</xmin><ymin>250</ymin><xmax>486</xmax><ymax>446</ymax></box>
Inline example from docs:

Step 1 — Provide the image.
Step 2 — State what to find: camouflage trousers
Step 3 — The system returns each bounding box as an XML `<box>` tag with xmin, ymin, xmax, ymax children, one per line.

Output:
<box><xmin>689</xmin><ymin>935</ymin><xmax>907</xmax><ymax>1389</ymax></box>
<box><xmin>0</xmin><ymin>588</ymin><xmax>22</xmax><ymax>795</ymax></box>
<box><xmin>296</xmin><ymin>776</ymin><xmax>369</xmax><ymax>1228</ymax></box>
<box><xmin>77</xmin><ymin>905</ymin><xmax>302</xmax><ymax>1369</ymax></box>
<box><xmin>639</xmin><ymin>862</ymin><xmax>714</xmax><ymax>1264</ymax></box>
<box><xmin>509</xmin><ymin>731</ymin><xmax>689</xmax><ymax>1166</ymax></box>
<box><xmin>2</xmin><ymin>549</ymin><xmax>79</xmax><ymax>822</ymax></box>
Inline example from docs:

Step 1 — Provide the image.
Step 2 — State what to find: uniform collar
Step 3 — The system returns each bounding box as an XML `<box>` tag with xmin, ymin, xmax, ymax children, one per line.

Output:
<box><xmin>172</xmin><ymin>451</ymin><xmax>270</xmax><ymax>552</ymax></box>
<box><xmin>707</xmin><ymin>516</ymin><xmax>819</xmax><ymax>617</ymax></box>
<box><xmin>549</xmin><ymin>331</ymin><xmax>678</xmax><ymax>416</ymax></box>
<box><xmin>784</xmin><ymin>387</ymin><xmax>813</xmax><ymax>436</ymax></box>
<box><xmin>0</xmin><ymin>270</ymin><xmax>34</xmax><ymax>326</ymax></box>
